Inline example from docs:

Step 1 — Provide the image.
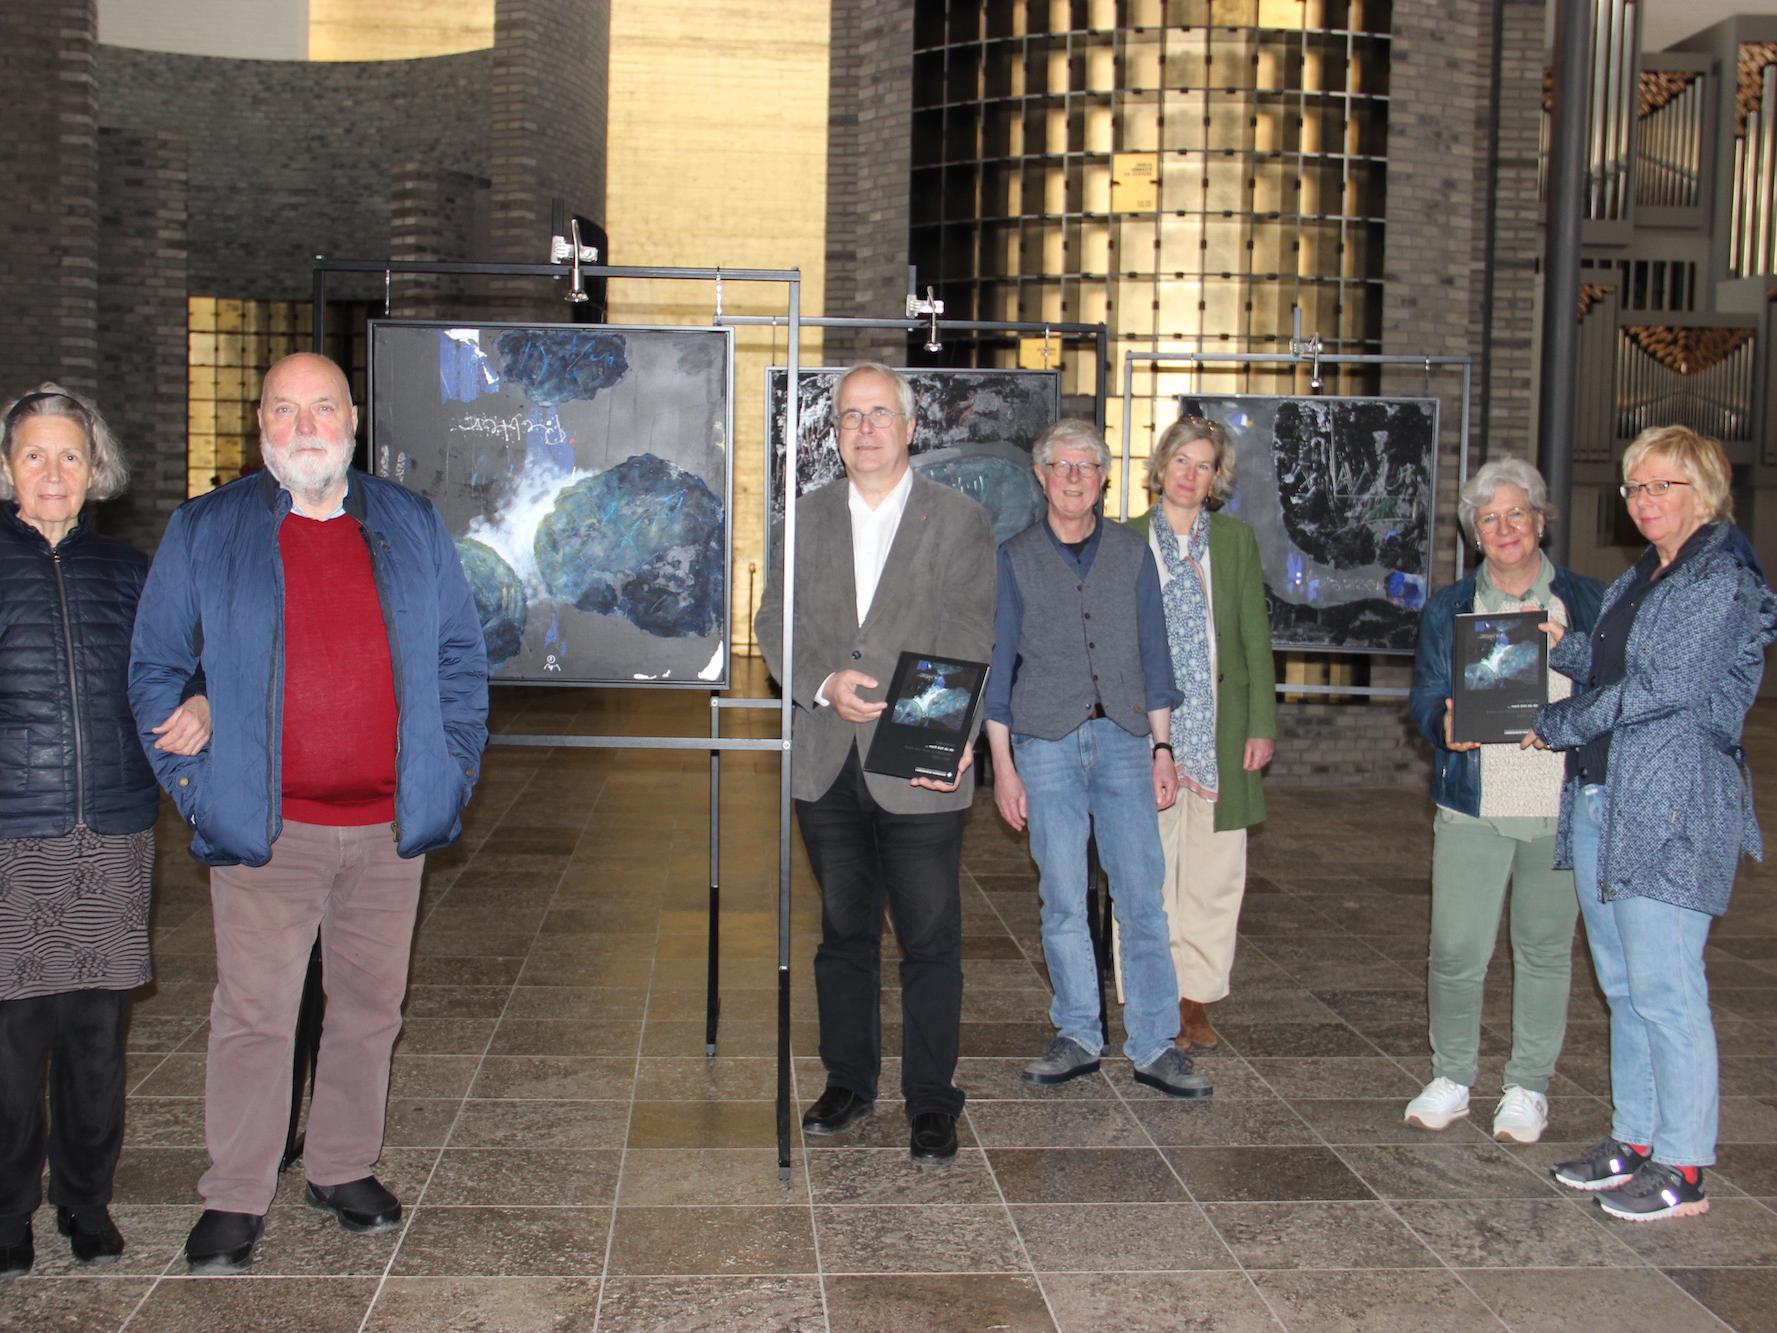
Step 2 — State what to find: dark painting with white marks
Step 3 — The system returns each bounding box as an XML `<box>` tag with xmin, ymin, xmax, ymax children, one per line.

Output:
<box><xmin>1178</xmin><ymin>395</ymin><xmax>1438</xmax><ymax>653</ymax></box>
<box><xmin>766</xmin><ymin>368</ymin><xmax>1059</xmax><ymax>547</ymax></box>
<box><xmin>371</xmin><ymin>321</ymin><xmax>732</xmax><ymax>687</ymax></box>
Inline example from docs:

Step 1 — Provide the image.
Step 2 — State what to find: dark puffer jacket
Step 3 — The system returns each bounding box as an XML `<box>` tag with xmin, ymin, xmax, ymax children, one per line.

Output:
<box><xmin>0</xmin><ymin>503</ymin><xmax>159</xmax><ymax>837</ymax></box>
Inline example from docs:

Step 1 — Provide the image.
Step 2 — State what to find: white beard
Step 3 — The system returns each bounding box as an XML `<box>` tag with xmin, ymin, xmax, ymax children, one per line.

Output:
<box><xmin>262</xmin><ymin>432</ymin><xmax>351</xmax><ymax>505</ymax></box>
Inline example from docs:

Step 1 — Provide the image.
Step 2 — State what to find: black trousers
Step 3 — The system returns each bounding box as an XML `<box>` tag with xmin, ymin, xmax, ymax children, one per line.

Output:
<box><xmin>0</xmin><ymin>987</ymin><xmax>131</xmax><ymax>1221</ymax></box>
<box><xmin>795</xmin><ymin>745</ymin><xmax>967</xmax><ymax>1118</ymax></box>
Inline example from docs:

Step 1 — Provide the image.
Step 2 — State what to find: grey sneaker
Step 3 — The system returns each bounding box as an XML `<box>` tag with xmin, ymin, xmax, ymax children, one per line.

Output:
<box><xmin>1133</xmin><ymin>1046</ymin><xmax>1214</xmax><ymax>1099</ymax></box>
<box><xmin>1022</xmin><ymin>1036</ymin><xmax>1102</xmax><ymax>1085</ymax></box>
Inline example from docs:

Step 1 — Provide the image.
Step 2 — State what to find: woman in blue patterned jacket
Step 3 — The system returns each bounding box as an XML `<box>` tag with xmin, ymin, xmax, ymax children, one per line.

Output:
<box><xmin>1529</xmin><ymin>426</ymin><xmax>1777</xmax><ymax>1222</ymax></box>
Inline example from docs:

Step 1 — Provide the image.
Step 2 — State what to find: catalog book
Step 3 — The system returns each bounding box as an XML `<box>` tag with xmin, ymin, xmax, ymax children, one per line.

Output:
<box><xmin>1449</xmin><ymin>610</ymin><xmax>1549</xmax><ymax>745</ymax></box>
<box><xmin>863</xmin><ymin>652</ymin><xmax>990</xmax><ymax>784</ymax></box>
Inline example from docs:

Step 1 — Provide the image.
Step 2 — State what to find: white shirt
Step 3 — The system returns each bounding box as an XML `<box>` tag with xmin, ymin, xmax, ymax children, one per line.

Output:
<box><xmin>815</xmin><ymin>466</ymin><xmax>913</xmax><ymax>708</ymax></box>
<box><xmin>848</xmin><ymin>466</ymin><xmax>913</xmax><ymax>624</ymax></box>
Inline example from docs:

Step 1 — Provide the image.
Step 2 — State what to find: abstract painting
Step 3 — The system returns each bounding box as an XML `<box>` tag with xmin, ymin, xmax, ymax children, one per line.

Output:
<box><xmin>766</xmin><ymin>367</ymin><xmax>1060</xmax><ymax>546</ymax></box>
<box><xmin>371</xmin><ymin>321</ymin><xmax>733</xmax><ymax>686</ymax></box>
<box><xmin>1177</xmin><ymin>395</ymin><xmax>1438</xmax><ymax>652</ymax></box>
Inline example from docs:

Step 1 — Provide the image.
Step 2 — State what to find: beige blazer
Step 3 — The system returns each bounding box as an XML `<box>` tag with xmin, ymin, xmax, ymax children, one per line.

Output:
<box><xmin>756</xmin><ymin>472</ymin><xmax>996</xmax><ymax>813</ymax></box>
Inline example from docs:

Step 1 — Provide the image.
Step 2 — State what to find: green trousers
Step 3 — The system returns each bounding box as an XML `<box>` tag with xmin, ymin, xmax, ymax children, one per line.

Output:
<box><xmin>1427</xmin><ymin>809</ymin><xmax>1578</xmax><ymax>1093</ymax></box>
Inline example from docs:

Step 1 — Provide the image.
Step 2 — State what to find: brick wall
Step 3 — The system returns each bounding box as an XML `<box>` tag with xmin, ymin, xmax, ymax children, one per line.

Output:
<box><xmin>94</xmin><ymin>127</ymin><xmax>189</xmax><ymax>551</ymax></box>
<box><xmin>0</xmin><ymin>0</ymin><xmax>100</xmax><ymax>395</ymax></box>
<box><xmin>1268</xmin><ymin>700</ymin><xmax>1431</xmax><ymax>789</ymax></box>
<box><xmin>487</xmin><ymin>0</ymin><xmax>609</xmax><ymax>319</ymax></box>
<box><xmin>823</xmin><ymin>0</ymin><xmax>915</xmax><ymax>362</ymax></box>
<box><xmin>98</xmin><ymin>46</ymin><xmax>493</xmax><ymax>301</ymax></box>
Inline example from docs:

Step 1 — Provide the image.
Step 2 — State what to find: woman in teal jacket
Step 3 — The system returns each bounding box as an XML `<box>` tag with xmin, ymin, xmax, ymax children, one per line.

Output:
<box><xmin>1126</xmin><ymin>415</ymin><xmax>1276</xmax><ymax>1053</ymax></box>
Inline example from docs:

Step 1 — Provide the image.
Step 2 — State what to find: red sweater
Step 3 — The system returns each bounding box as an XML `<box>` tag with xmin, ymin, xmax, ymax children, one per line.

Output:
<box><xmin>278</xmin><ymin>514</ymin><xmax>399</xmax><ymax>826</ymax></box>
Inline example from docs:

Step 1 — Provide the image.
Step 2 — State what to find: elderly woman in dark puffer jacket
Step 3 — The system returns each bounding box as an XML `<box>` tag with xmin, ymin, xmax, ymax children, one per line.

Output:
<box><xmin>1529</xmin><ymin>426</ymin><xmax>1777</xmax><ymax>1223</ymax></box>
<box><xmin>0</xmin><ymin>385</ymin><xmax>207</xmax><ymax>1280</ymax></box>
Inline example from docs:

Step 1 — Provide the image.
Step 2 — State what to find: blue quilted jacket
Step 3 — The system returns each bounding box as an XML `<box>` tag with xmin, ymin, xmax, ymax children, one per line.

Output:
<box><xmin>128</xmin><ymin>469</ymin><xmax>489</xmax><ymax>867</ymax></box>
<box><xmin>0</xmin><ymin>504</ymin><xmax>159</xmax><ymax>837</ymax></box>
<box><xmin>1536</xmin><ymin>523</ymin><xmax>1777</xmax><ymax>915</ymax></box>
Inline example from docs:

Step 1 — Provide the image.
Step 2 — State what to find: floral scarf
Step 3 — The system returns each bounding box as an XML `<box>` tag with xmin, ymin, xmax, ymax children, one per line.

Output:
<box><xmin>1153</xmin><ymin>507</ymin><xmax>1218</xmax><ymax>800</ymax></box>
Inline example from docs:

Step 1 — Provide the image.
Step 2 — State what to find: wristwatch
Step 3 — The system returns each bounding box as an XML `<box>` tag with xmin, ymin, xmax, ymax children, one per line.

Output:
<box><xmin>1151</xmin><ymin>741</ymin><xmax>1174</xmax><ymax>758</ymax></box>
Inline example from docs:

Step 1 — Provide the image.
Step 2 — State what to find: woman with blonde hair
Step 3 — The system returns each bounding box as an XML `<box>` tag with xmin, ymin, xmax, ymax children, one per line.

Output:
<box><xmin>1530</xmin><ymin>425</ymin><xmax>1777</xmax><ymax>1221</ymax></box>
<box><xmin>1125</xmin><ymin>415</ymin><xmax>1275</xmax><ymax>1052</ymax></box>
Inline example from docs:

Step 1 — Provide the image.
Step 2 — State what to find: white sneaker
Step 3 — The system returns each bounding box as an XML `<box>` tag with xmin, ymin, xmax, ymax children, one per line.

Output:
<box><xmin>1491</xmin><ymin>1085</ymin><xmax>1549</xmax><ymax>1144</ymax></box>
<box><xmin>1404</xmin><ymin>1077</ymin><xmax>1470</xmax><ymax>1130</ymax></box>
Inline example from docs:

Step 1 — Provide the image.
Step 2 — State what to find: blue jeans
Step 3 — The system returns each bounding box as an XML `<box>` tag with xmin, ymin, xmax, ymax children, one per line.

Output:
<box><xmin>1571</xmin><ymin>784</ymin><xmax>1719</xmax><ymax>1165</ymax></box>
<box><xmin>1015</xmin><ymin>719</ymin><xmax>1179</xmax><ymax>1066</ymax></box>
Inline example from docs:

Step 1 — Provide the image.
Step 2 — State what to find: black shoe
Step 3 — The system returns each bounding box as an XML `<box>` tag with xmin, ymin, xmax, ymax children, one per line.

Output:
<box><xmin>184</xmin><ymin>1209</ymin><xmax>263</xmax><ymax>1274</ymax></box>
<box><xmin>56</xmin><ymin>1205</ymin><xmax>124</xmax><ymax>1265</ymax></box>
<box><xmin>1551</xmin><ymin>1136</ymin><xmax>1650</xmax><ymax>1192</ymax></box>
<box><xmin>304</xmin><ymin>1176</ymin><xmax>402</xmax><ymax>1234</ymax></box>
<box><xmin>801</xmin><ymin>1087</ymin><xmax>874</xmax><ymax>1135</ymax></box>
<box><xmin>909</xmin><ymin>1112</ymin><xmax>958</xmax><ymax>1164</ymax></box>
<box><xmin>0</xmin><ymin>1220</ymin><xmax>31</xmax><ymax>1282</ymax></box>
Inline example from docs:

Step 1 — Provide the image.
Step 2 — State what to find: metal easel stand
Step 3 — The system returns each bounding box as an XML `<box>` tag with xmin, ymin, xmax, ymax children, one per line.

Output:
<box><xmin>283</xmin><ymin>256</ymin><xmax>807</xmax><ymax>1179</ymax></box>
<box><xmin>1117</xmin><ymin>337</ymin><xmax>1475</xmax><ymax>707</ymax></box>
<box><xmin>719</xmin><ymin>304</ymin><xmax>1129</xmax><ymax>1074</ymax></box>
<box><xmin>716</xmin><ymin>310</ymin><xmax>1112</xmax><ymax>428</ymax></box>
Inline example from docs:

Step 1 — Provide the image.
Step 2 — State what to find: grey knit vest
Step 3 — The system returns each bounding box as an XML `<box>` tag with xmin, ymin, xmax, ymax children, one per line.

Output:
<box><xmin>1003</xmin><ymin>520</ymin><xmax>1150</xmax><ymax>741</ymax></box>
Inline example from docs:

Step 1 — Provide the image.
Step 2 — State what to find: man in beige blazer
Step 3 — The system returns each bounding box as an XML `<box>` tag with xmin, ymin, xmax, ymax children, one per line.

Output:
<box><xmin>756</xmin><ymin>362</ymin><xmax>995</xmax><ymax>1163</ymax></box>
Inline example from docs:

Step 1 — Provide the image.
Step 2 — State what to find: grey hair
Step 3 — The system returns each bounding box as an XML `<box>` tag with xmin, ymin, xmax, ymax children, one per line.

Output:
<box><xmin>1032</xmin><ymin>418</ymin><xmax>1112</xmax><ymax>471</ymax></box>
<box><xmin>832</xmin><ymin>361</ymin><xmax>915</xmax><ymax>421</ymax></box>
<box><xmin>1</xmin><ymin>382</ymin><xmax>129</xmax><ymax>503</ymax></box>
<box><xmin>1457</xmin><ymin>456</ymin><xmax>1553</xmax><ymax>545</ymax></box>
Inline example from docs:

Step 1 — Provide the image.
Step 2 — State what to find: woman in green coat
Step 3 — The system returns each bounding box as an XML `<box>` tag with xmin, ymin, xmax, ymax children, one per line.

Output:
<box><xmin>1127</xmin><ymin>415</ymin><xmax>1276</xmax><ymax>1051</ymax></box>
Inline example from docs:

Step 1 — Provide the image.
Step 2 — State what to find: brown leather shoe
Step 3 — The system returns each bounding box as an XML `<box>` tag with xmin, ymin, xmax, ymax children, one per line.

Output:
<box><xmin>1177</xmin><ymin>998</ymin><xmax>1219</xmax><ymax>1052</ymax></box>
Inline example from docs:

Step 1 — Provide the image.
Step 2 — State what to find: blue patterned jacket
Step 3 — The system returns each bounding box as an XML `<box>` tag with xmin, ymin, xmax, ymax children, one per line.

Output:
<box><xmin>1536</xmin><ymin>523</ymin><xmax>1777</xmax><ymax>916</ymax></box>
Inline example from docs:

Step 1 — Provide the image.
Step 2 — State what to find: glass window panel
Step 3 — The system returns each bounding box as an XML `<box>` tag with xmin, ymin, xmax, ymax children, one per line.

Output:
<box><xmin>1115</xmin><ymin>280</ymin><xmax>1156</xmax><ymax>334</ymax></box>
<box><xmin>1250</xmin><ymin>219</ymin><xmax>1289</xmax><ymax>273</ymax></box>
<box><xmin>188</xmin><ymin>366</ymin><xmax>216</xmax><ymax>399</ymax></box>
<box><xmin>1156</xmin><ymin>278</ymin><xmax>1202</xmax><ymax>333</ymax></box>
<box><xmin>1248</xmin><ymin>279</ymin><xmax>1289</xmax><ymax>332</ymax></box>
<box><xmin>1204</xmin><ymin>159</ymin><xmax>1249</xmax><ymax>211</ymax></box>
<box><xmin>1157</xmin><ymin>215</ymin><xmax>1203</xmax><ymax>269</ymax></box>
<box><xmin>187</xmin><ymin>400</ymin><xmax>215</xmax><ymax>432</ymax></box>
<box><xmin>188</xmin><ymin>333</ymin><xmax>216</xmax><ymax>368</ymax></box>
<box><xmin>1206</xmin><ymin>98</ymin><xmax>1250</xmax><ymax>151</ymax></box>
<box><xmin>1118</xmin><ymin>99</ymin><xmax>1159</xmax><ymax>151</ymax></box>
<box><xmin>1081</xmin><ymin>220</ymin><xmax>1110</xmax><ymax>272</ymax></box>
<box><xmin>216</xmin><ymin>302</ymin><xmax>243</xmax><ymax>334</ymax></box>
<box><xmin>1252</xmin><ymin>160</ymin><xmax>1294</xmax><ymax>213</ymax></box>
<box><xmin>188</xmin><ymin>297</ymin><xmax>216</xmax><ymax>331</ymax></box>
<box><xmin>1201</xmin><ymin>279</ymin><xmax>1241</xmax><ymax>333</ymax></box>
<box><xmin>1202</xmin><ymin>217</ymin><xmax>1245</xmax><ymax>268</ymax></box>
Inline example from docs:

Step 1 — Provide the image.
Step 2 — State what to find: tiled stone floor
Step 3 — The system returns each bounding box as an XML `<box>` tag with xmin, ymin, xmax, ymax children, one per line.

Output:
<box><xmin>5</xmin><ymin>665</ymin><xmax>1777</xmax><ymax>1330</ymax></box>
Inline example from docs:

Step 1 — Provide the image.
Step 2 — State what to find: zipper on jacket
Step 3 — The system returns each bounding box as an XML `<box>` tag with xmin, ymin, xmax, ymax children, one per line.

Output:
<box><xmin>49</xmin><ymin>549</ymin><xmax>86</xmax><ymax>826</ymax></box>
<box><xmin>268</xmin><ymin>514</ymin><xmax>286</xmax><ymax>852</ymax></box>
<box><xmin>360</xmin><ymin>523</ymin><xmax>406</xmax><ymax>837</ymax></box>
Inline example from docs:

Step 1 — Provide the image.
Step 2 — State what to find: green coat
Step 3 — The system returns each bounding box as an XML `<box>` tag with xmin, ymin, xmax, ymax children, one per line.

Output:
<box><xmin>1127</xmin><ymin>509</ymin><xmax>1277</xmax><ymax>831</ymax></box>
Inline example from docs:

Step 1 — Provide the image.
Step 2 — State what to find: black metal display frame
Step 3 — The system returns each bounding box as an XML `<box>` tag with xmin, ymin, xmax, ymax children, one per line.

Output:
<box><xmin>285</xmin><ymin>256</ymin><xmax>806</xmax><ymax>1174</ymax></box>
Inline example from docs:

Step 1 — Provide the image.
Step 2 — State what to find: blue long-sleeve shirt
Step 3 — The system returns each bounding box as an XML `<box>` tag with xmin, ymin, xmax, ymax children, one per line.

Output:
<box><xmin>984</xmin><ymin>517</ymin><xmax>1181</xmax><ymax>728</ymax></box>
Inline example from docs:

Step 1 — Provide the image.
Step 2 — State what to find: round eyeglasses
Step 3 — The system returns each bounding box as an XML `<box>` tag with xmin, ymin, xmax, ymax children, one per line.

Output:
<box><xmin>1475</xmin><ymin>507</ymin><xmax>1531</xmax><ymax>533</ymax></box>
<box><xmin>836</xmin><ymin>407</ymin><xmax>904</xmax><ymax>432</ymax></box>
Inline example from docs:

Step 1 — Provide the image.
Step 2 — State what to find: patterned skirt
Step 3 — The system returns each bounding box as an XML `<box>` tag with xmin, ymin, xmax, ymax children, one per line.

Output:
<box><xmin>0</xmin><ymin>827</ymin><xmax>154</xmax><ymax>1000</ymax></box>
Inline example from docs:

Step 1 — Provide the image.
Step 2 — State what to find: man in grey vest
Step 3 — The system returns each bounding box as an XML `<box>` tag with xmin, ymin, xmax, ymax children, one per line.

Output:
<box><xmin>984</xmin><ymin>418</ymin><xmax>1211</xmax><ymax>1098</ymax></box>
<box><xmin>756</xmin><ymin>362</ymin><xmax>996</xmax><ymax>1163</ymax></box>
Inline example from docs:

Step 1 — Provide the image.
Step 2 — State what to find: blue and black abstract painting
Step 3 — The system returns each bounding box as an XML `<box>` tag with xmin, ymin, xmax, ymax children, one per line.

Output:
<box><xmin>372</xmin><ymin>322</ymin><xmax>732</xmax><ymax>686</ymax></box>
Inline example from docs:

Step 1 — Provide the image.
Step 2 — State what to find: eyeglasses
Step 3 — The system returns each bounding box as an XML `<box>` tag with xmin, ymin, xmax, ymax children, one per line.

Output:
<box><xmin>836</xmin><ymin>406</ymin><xmax>904</xmax><ymax>432</ymax></box>
<box><xmin>1619</xmin><ymin>479</ymin><xmax>1692</xmax><ymax>499</ymax></box>
<box><xmin>1475</xmin><ymin>507</ymin><xmax>1531</xmax><ymax>533</ymax></box>
<box><xmin>1045</xmin><ymin>460</ymin><xmax>1104</xmax><ymax>480</ymax></box>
